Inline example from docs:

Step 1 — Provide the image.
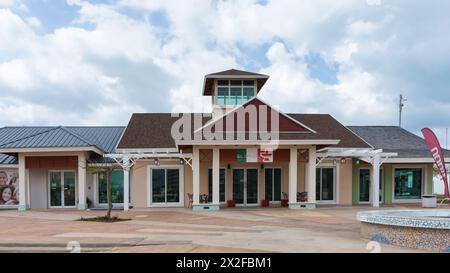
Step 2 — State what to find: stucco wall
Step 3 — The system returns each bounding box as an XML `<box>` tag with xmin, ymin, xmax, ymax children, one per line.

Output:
<box><xmin>130</xmin><ymin>153</ymin><xmax>309</xmax><ymax>208</ymax></box>
<box><xmin>339</xmin><ymin>160</ymin><xmax>353</xmax><ymax>205</ymax></box>
<box><xmin>29</xmin><ymin>169</ymin><xmax>47</xmax><ymax>209</ymax></box>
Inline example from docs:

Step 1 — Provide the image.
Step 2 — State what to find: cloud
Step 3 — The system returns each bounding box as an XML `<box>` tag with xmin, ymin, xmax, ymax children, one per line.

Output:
<box><xmin>25</xmin><ymin>16</ymin><xmax>41</xmax><ymax>28</ymax></box>
<box><xmin>0</xmin><ymin>0</ymin><xmax>449</xmax><ymax>145</ymax></box>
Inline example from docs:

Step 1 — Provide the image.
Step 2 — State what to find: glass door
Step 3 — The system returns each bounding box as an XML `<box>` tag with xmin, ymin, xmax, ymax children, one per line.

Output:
<box><xmin>232</xmin><ymin>169</ymin><xmax>258</xmax><ymax>206</ymax></box>
<box><xmin>316</xmin><ymin>167</ymin><xmax>335</xmax><ymax>202</ymax></box>
<box><xmin>50</xmin><ymin>172</ymin><xmax>62</xmax><ymax>207</ymax></box>
<box><xmin>150</xmin><ymin>168</ymin><xmax>181</xmax><ymax>205</ymax></box>
<box><xmin>63</xmin><ymin>172</ymin><xmax>76</xmax><ymax>207</ymax></box>
<box><xmin>265</xmin><ymin>168</ymin><xmax>282</xmax><ymax>202</ymax></box>
<box><xmin>49</xmin><ymin>171</ymin><xmax>76</xmax><ymax>208</ymax></box>
<box><xmin>359</xmin><ymin>169</ymin><xmax>370</xmax><ymax>203</ymax></box>
<box><xmin>246</xmin><ymin>169</ymin><xmax>258</xmax><ymax>205</ymax></box>
<box><xmin>232</xmin><ymin>169</ymin><xmax>245</xmax><ymax>205</ymax></box>
<box><xmin>359</xmin><ymin>169</ymin><xmax>384</xmax><ymax>203</ymax></box>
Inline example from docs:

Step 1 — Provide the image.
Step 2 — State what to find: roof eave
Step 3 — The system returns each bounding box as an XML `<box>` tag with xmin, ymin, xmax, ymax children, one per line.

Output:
<box><xmin>0</xmin><ymin>146</ymin><xmax>104</xmax><ymax>155</ymax></box>
<box><xmin>175</xmin><ymin>140</ymin><xmax>340</xmax><ymax>146</ymax></box>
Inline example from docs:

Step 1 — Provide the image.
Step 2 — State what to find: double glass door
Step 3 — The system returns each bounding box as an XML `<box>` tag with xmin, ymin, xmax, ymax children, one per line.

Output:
<box><xmin>49</xmin><ymin>171</ymin><xmax>76</xmax><ymax>208</ymax></box>
<box><xmin>233</xmin><ymin>169</ymin><xmax>258</xmax><ymax>206</ymax></box>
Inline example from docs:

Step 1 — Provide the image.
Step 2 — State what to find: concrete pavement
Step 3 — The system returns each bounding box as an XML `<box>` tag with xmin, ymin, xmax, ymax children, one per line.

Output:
<box><xmin>0</xmin><ymin>206</ymin><xmax>432</xmax><ymax>253</ymax></box>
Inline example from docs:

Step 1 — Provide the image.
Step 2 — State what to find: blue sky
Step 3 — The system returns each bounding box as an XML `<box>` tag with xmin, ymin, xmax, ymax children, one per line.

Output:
<box><xmin>1</xmin><ymin>0</ymin><xmax>450</xmax><ymax>146</ymax></box>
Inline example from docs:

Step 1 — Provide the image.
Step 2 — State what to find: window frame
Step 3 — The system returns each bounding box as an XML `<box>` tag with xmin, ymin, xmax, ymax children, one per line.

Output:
<box><xmin>315</xmin><ymin>164</ymin><xmax>338</xmax><ymax>204</ymax></box>
<box><xmin>214</xmin><ymin>79</ymin><xmax>256</xmax><ymax>107</ymax></box>
<box><xmin>147</xmin><ymin>165</ymin><xmax>184</xmax><ymax>207</ymax></box>
<box><xmin>264</xmin><ymin>167</ymin><xmax>282</xmax><ymax>202</ymax></box>
<box><xmin>207</xmin><ymin>168</ymin><xmax>227</xmax><ymax>203</ymax></box>
<box><xmin>95</xmin><ymin>170</ymin><xmax>127</xmax><ymax>206</ymax></box>
<box><xmin>392</xmin><ymin>165</ymin><xmax>425</xmax><ymax>203</ymax></box>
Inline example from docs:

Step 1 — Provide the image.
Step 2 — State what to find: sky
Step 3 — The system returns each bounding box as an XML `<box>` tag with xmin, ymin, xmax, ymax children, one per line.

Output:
<box><xmin>1</xmin><ymin>0</ymin><xmax>450</xmax><ymax>146</ymax></box>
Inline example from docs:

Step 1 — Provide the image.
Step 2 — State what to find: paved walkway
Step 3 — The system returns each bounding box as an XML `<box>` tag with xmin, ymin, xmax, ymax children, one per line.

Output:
<box><xmin>0</xmin><ymin>206</ymin><xmax>437</xmax><ymax>253</ymax></box>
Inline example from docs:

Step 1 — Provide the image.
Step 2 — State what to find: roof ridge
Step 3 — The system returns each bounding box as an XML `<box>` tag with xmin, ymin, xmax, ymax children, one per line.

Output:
<box><xmin>60</xmin><ymin>127</ymin><xmax>94</xmax><ymax>146</ymax></box>
<box><xmin>0</xmin><ymin>127</ymin><xmax>61</xmax><ymax>147</ymax></box>
<box><xmin>60</xmin><ymin>127</ymin><xmax>106</xmax><ymax>153</ymax></box>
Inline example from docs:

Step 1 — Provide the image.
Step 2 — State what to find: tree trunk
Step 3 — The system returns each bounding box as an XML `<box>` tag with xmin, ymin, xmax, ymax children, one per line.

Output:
<box><xmin>106</xmin><ymin>170</ymin><xmax>113</xmax><ymax>219</ymax></box>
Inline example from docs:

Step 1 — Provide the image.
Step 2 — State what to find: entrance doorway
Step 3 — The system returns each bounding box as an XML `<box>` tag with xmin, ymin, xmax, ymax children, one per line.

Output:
<box><xmin>359</xmin><ymin>169</ymin><xmax>383</xmax><ymax>204</ymax></box>
<box><xmin>232</xmin><ymin>169</ymin><xmax>258</xmax><ymax>206</ymax></box>
<box><xmin>49</xmin><ymin>171</ymin><xmax>76</xmax><ymax>208</ymax></box>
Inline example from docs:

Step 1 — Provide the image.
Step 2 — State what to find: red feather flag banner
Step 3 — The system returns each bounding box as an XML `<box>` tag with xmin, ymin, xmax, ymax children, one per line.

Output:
<box><xmin>421</xmin><ymin>128</ymin><xmax>450</xmax><ymax>198</ymax></box>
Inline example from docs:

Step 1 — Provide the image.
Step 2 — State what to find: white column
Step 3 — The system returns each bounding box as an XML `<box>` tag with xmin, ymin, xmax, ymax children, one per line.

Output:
<box><xmin>289</xmin><ymin>147</ymin><xmax>298</xmax><ymax>205</ymax></box>
<box><xmin>18</xmin><ymin>154</ymin><xmax>27</xmax><ymax>211</ymax></box>
<box><xmin>212</xmin><ymin>147</ymin><xmax>220</xmax><ymax>204</ymax></box>
<box><xmin>192</xmin><ymin>146</ymin><xmax>200</xmax><ymax>205</ymax></box>
<box><xmin>123</xmin><ymin>157</ymin><xmax>130</xmax><ymax>211</ymax></box>
<box><xmin>78</xmin><ymin>153</ymin><xmax>87</xmax><ymax>210</ymax></box>
<box><xmin>307</xmin><ymin>146</ymin><xmax>317</xmax><ymax>204</ymax></box>
<box><xmin>372</xmin><ymin>155</ymin><xmax>381</xmax><ymax>208</ymax></box>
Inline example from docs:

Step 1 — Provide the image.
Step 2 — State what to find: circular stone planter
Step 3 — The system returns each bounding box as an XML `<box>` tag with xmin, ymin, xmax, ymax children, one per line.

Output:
<box><xmin>357</xmin><ymin>210</ymin><xmax>450</xmax><ymax>252</ymax></box>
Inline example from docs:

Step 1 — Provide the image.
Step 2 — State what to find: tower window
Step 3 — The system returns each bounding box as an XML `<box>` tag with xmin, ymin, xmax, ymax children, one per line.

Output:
<box><xmin>216</xmin><ymin>80</ymin><xmax>255</xmax><ymax>106</ymax></box>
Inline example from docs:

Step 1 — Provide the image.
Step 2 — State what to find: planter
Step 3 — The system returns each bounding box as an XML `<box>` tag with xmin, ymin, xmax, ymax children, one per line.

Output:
<box><xmin>281</xmin><ymin>199</ymin><xmax>289</xmax><ymax>207</ymax></box>
<box><xmin>261</xmin><ymin>200</ymin><xmax>270</xmax><ymax>207</ymax></box>
<box><xmin>227</xmin><ymin>200</ymin><xmax>236</xmax><ymax>208</ymax></box>
<box><xmin>422</xmin><ymin>195</ymin><xmax>437</xmax><ymax>208</ymax></box>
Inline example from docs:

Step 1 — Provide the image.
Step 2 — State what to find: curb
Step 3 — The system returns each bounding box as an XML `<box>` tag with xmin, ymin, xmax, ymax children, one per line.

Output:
<box><xmin>0</xmin><ymin>240</ymin><xmax>192</xmax><ymax>249</ymax></box>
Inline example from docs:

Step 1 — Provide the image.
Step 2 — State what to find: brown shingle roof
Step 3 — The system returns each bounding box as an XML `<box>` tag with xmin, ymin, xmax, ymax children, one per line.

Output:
<box><xmin>117</xmin><ymin>113</ymin><xmax>371</xmax><ymax>149</ymax></box>
<box><xmin>289</xmin><ymin>114</ymin><xmax>372</xmax><ymax>149</ymax></box>
<box><xmin>203</xmin><ymin>69</ymin><xmax>269</xmax><ymax>96</ymax></box>
<box><xmin>207</xmin><ymin>69</ymin><xmax>269</xmax><ymax>77</ymax></box>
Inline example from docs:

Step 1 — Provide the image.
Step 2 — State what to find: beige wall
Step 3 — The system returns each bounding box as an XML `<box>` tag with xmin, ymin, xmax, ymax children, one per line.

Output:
<box><xmin>129</xmin><ymin>151</ymin><xmax>355</xmax><ymax>208</ymax></box>
<box><xmin>338</xmin><ymin>160</ymin><xmax>353</xmax><ymax>205</ymax></box>
<box><xmin>131</xmin><ymin>159</ymin><xmax>186</xmax><ymax>208</ymax></box>
<box><xmin>131</xmin><ymin>160</ymin><xmax>149</xmax><ymax>208</ymax></box>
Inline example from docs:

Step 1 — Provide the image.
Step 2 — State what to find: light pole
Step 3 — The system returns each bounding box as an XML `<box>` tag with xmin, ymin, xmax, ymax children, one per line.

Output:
<box><xmin>399</xmin><ymin>94</ymin><xmax>407</xmax><ymax>128</ymax></box>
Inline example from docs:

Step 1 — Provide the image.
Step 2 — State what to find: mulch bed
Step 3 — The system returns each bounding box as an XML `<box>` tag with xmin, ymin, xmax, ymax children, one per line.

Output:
<box><xmin>78</xmin><ymin>216</ymin><xmax>131</xmax><ymax>223</ymax></box>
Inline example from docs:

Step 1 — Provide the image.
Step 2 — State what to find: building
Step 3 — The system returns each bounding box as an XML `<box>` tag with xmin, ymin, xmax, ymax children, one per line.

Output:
<box><xmin>0</xmin><ymin>69</ymin><xmax>447</xmax><ymax>211</ymax></box>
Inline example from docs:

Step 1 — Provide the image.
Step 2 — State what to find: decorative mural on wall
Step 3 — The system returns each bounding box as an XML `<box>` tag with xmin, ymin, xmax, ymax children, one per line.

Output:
<box><xmin>0</xmin><ymin>170</ymin><xmax>19</xmax><ymax>206</ymax></box>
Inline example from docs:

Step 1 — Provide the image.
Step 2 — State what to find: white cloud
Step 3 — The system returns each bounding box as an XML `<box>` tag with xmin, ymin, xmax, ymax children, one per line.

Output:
<box><xmin>25</xmin><ymin>16</ymin><xmax>41</xmax><ymax>28</ymax></box>
<box><xmin>333</xmin><ymin>41</ymin><xmax>359</xmax><ymax>64</ymax></box>
<box><xmin>0</xmin><ymin>0</ymin><xmax>16</xmax><ymax>7</ymax></box>
<box><xmin>366</xmin><ymin>0</ymin><xmax>381</xmax><ymax>6</ymax></box>
<box><xmin>0</xmin><ymin>0</ymin><xmax>449</xmax><ymax>145</ymax></box>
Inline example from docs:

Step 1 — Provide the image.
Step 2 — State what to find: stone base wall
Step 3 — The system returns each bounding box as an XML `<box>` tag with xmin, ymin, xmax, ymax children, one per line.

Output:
<box><xmin>361</xmin><ymin>222</ymin><xmax>450</xmax><ymax>252</ymax></box>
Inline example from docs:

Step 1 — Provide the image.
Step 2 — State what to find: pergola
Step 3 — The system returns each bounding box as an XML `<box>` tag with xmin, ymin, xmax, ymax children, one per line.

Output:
<box><xmin>104</xmin><ymin>151</ymin><xmax>193</xmax><ymax>211</ymax></box>
<box><xmin>317</xmin><ymin>148</ymin><xmax>398</xmax><ymax>207</ymax></box>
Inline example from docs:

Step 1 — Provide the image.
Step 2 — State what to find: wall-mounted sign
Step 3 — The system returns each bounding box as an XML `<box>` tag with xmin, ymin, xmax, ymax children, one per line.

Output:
<box><xmin>236</xmin><ymin>148</ymin><xmax>273</xmax><ymax>163</ymax></box>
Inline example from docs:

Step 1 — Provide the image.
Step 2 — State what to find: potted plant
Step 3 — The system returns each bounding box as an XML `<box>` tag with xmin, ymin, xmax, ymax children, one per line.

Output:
<box><xmin>261</xmin><ymin>199</ymin><xmax>270</xmax><ymax>207</ymax></box>
<box><xmin>227</xmin><ymin>200</ymin><xmax>236</xmax><ymax>208</ymax></box>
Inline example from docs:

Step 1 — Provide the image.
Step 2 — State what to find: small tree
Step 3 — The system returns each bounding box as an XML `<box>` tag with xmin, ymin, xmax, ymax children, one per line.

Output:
<box><xmin>87</xmin><ymin>164</ymin><xmax>121</xmax><ymax>219</ymax></box>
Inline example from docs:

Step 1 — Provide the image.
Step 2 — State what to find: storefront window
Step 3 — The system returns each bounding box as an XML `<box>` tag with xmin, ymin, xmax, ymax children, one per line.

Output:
<box><xmin>394</xmin><ymin>168</ymin><xmax>422</xmax><ymax>200</ymax></box>
<box><xmin>98</xmin><ymin>170</ymin><xmax>124</xmax><ymax>204</ymax></box>
<box><xmin>151</xmin><ymin>168</ymin><xmax>181</xmax><ymax>204</ymax></box>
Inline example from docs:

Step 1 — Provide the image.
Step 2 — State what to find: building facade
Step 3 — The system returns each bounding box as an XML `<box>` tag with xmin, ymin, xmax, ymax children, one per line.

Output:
<box><xmin>0</xmin><ymin>69</ymin><xmax>446</xmax><ymax>211</ymax></box>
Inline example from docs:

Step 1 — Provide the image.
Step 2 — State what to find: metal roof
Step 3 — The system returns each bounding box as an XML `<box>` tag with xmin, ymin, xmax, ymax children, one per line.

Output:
<box><xmin>0</xmin><ymin>126</ymin><xmax>125</xmax><ymax>154</ymax></box>
<box><xmin>0</xmin><ymin>154</ymin><xmax>17</xmax><ymax>165</ymax></box>
<box><xmin>348</xmin><ymin>126</ymin><xmax>450</xmax><ymax>158</ymax></box>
